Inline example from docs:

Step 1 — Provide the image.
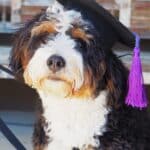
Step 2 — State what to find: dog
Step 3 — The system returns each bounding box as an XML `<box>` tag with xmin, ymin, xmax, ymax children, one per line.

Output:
<box><xmin>10</xmin><ymin>0</ymin><xmax>150</xmax><ymax>149</ymax></box>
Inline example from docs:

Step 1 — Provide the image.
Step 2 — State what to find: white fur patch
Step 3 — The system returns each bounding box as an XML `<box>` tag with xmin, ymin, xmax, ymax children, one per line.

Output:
<box><xmin>39</xmin><ymin>90</ymin><xmax>109</xmax><ymax>150</ymax></box>
<box><xmin>46</xmin><ymin>0</ymin><xmax>83</xmax><ymax>33</ymax></box>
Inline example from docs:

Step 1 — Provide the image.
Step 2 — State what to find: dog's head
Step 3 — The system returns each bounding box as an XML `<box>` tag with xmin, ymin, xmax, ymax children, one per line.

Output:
<box><xmin>10</xmin><ymin>0</ymin><xmax>135</xmax><ymax>106</ymax></box>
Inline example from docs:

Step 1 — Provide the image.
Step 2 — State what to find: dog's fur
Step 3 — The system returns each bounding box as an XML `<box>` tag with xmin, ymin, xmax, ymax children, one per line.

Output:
<box><xmin>10</xmin><ymin>1</ymin><xmax>150</xmax><ymax>150</ymax></box>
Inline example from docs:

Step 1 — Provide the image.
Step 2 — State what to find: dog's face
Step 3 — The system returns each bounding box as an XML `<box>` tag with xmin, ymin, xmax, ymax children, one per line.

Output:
<box><xmin>25</xmin><ymin>4</ymin><xmax>85</xmax><ymax>97</ymax></box>
<box><xmin>10</xmin><ymin>2</ymin><xmax>106</xmax><ymax>99</ymax></box>
<box><xmin>10</xmin><ymin>1</ymin><xmax>127</xmax><ymax>103</ymax></box>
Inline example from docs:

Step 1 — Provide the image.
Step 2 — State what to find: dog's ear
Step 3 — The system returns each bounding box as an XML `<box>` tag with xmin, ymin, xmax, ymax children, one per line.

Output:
<box><xmin>10</xmin><ymin>14</ymin><xmax>41</xmax><ymax>76</ymax></box>
<box><xmin>9</xmin><ymin>25</ymin><xmax>31</xmax><ymax>79</ymax></box>
<box><xmin>105</xmin><ymin>52</ymin><xmax>128</xmax><ymax>108</ymax></box>
<box><xmin>9</xmin><ymin>13</ymin><xmax>39</xmax><ymax>75</ymax></box>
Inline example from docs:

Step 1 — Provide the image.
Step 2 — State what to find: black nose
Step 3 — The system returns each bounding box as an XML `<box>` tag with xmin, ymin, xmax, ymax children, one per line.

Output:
<box><xmin>47</xmin><ymin>55</ymin><xmax>65</xmax><ymax>72</ymax></box>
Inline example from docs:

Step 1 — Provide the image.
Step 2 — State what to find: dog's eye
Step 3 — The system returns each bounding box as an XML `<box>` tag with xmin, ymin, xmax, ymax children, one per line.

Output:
<box><xmin>75</xmin><ymin>39</ymin><xmax>87</xmax><ymax>52</ymax></box>
<box><xmin>28</xmin><ymin>32</ymin><xmax>50</xmax><ymax>51</ymax></box>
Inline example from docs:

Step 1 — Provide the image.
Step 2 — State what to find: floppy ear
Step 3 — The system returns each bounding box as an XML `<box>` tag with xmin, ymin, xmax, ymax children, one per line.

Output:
<box><xmin>9</xmin><ymin>28</ymin><xmax>30</xmax><ymax>76</ymax></box>
<box><xmin>105</xmin><ymin>52</ymin><xmax>128</xmax><ymax>108</ymax></box>
<box><xmin>9</xmin><ymin>13</ymin><xmax>42</xmax><ymax>76</ymax></box>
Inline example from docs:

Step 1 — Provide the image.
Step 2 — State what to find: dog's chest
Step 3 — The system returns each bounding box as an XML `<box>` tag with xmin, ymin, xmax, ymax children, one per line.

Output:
<box><xmin>40</xmin><ymin>91</ymin><xmax>109</xmax><ymax>150</ymax></box>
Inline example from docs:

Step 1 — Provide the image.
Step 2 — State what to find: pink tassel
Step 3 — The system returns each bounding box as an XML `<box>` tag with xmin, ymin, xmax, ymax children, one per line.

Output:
<box><xmin>125</xmin><ymin>34</ymin><xmax>148</xmax><ymax>109</ymax></box>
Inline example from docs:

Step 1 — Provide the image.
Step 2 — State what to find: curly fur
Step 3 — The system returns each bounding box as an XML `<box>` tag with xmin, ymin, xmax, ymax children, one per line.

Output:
<box><xmin>10</xmin><ymin>3</ymin><xmax>150</xmax><ymax>150</ymax></box>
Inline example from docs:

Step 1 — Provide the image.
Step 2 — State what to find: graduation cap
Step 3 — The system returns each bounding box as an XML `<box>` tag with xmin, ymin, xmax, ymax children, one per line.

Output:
<box><xmin>57</xmin><ymin>0</ymin><xmax>135</xmax><ymax>49</ymax></box>
<box><xmin>55</xmin><ymin>0</ymin><xmax>148</xmax><ymax>108</ymax></box>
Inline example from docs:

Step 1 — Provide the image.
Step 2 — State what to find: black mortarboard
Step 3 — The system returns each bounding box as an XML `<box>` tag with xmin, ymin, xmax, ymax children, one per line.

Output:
<box><xmin>57</xmin><ymin>0</ymin><xmax>135</xmax><ymax>49</ymax></box>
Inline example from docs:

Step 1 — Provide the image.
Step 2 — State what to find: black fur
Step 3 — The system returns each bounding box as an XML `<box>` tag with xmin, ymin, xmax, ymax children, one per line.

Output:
<box><xmin>32</xmin><ymin>98</ymin><xmax>50</xmax><ymax>150</ymax></box>
<box><xmin>10</xmin><ymin>9</ymin><xmax>150</xmax><ymax>150</ymax></box>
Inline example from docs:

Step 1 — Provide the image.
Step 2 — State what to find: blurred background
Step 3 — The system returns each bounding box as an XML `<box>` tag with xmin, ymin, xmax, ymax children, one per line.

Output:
<box><xmin>0</xmin><ymin>0</ymin><xmax>150</xmax><ymax>149</ymax></box>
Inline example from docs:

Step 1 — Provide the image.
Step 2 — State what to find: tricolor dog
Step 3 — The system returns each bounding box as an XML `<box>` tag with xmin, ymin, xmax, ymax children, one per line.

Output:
<box><xmin>10</xmin><ymin>0</ymin><xmax>150</xmax><ymax>150</ymax></box>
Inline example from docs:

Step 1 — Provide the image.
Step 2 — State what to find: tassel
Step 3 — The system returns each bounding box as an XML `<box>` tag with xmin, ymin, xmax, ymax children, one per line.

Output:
<box><xmin>125</xmin><ymin>33</ymin><xmax>148</xmax><ymax>109</ymax></box>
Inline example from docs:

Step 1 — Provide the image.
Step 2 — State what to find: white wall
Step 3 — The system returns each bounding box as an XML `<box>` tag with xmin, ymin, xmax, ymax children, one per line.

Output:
<box><xmin>115</xmin><ymin>0</ymin><xmax>132</xmax><ymax>27</ymax></box>
<box><xmin>0</xmin><ymin>0</ymin><xmax>10</xmax><ymax>6</ymax></box>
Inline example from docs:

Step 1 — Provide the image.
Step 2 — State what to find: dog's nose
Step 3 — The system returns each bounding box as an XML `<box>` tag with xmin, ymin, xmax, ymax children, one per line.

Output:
<box><xmin>47</xmin><ymin>55</ymin><xmax>65</xmax><ymax>72</ymax></box>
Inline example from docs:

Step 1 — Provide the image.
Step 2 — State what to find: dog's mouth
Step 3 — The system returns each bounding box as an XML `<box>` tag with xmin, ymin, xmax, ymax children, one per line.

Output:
<box><xmin>47</xmin><ymin>75</ymin><xmax>77</xmax><ymax>92</ymax></box>
<box><xmin>48</xmin><ymin>75</ymin><xmax>67</xmax><ymax>82</ymax></box>
<box><xmin>47</xmin><ymin>75</ymin><xmax>74</xmax><ymax>87</ymax></box>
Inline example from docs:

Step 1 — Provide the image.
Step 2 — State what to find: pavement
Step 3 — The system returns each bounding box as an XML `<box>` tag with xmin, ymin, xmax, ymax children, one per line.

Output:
<box><xmin>0</xmin><ymin>111</ymin><xmax>35</xmax><ymax>150</ymax></box>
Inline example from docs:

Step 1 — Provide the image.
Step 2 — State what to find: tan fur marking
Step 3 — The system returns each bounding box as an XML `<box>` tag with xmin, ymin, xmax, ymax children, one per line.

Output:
<box><xmin>21</xmin><ymin>49</ymin><xmax>31</xmax><ymax>70</ymax></box>
<box><xmin>71</xmin><ymin>69</ymin><xmax>95</xmax><ymax>99</ymax></box>
<box><xmin>23</xmin><ymin>69</ymin><xmax>33</xmax><ymax>87</ymax></box>
<box><xmin>72</xmin><ymin>85</ymin><xmax>93</xmax><ymax>99</ymax></box>
<box><xmin>13</xmin><ymin>45</ymin><xmax>30</xmax><ymax>71</ymax></box>
<box><xmin>71</xmin><ymin>28</ymin><xmax>93</xmax><ymax>43</ymax></box>
<box><xmin>107</xmin><ymin>79</ymin><xmax>115</xmax><ymax>93</ymax></box>
<box><xmin>85</xmin><ymin>145</ymin><xmax>95</xmax><ymax>150</ymax></box>
<box><xmin>31</xmin><ymin>21</ymin><xmax>57</xmax><ymax>37</ymax></box>
<box><xmin>34</xmin><ymin>145</ymin><xmax>46</xmax><ymax>150</ymax></box>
